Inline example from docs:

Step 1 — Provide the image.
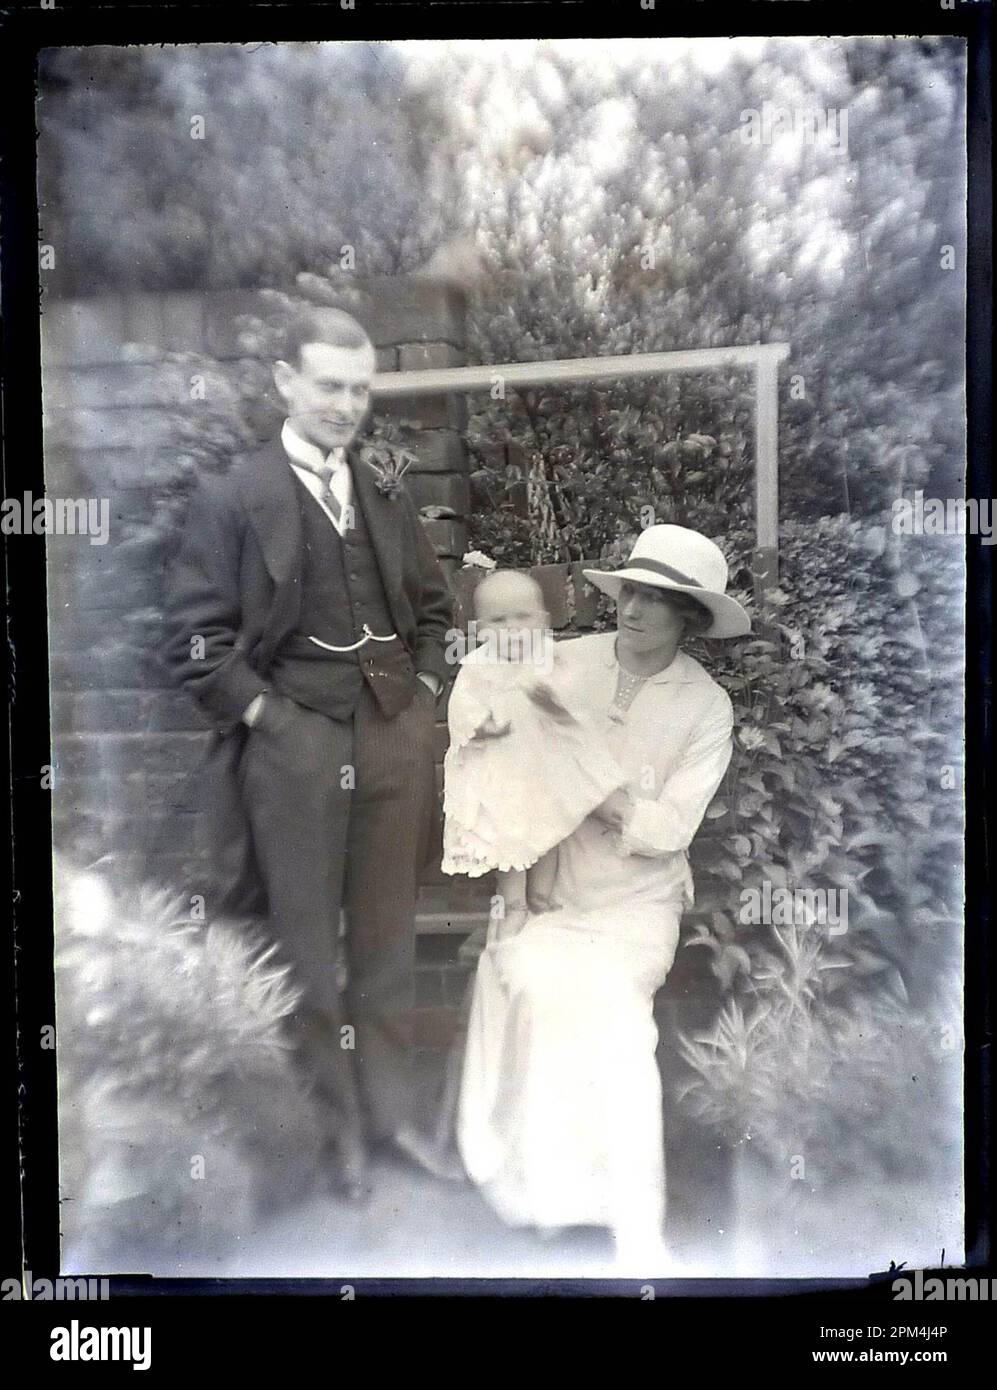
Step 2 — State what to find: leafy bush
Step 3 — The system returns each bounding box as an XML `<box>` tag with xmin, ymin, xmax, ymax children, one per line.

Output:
<box><xmin>676</xmin><ymin>922</ymin><xmax>962</xmax><ymax>1187</ymax></box>
<box><xmin>56</xmin><ymin>864</ymin><xmax>324</xmax><ymax>1269</ymax></box>
<box><xmin>467</xmin><ymin>393</ymin><xmax>759</xmax><ymax>566</ymax></box>
<box><xmin>672</xmin><ymin>515</ymin><xmax>964</xmax><ymax>1182</ymax></box>
<box><xmin>687</xmin><ymin>515</ymin><xmax>963</xmax><ymax>981</ymax></box>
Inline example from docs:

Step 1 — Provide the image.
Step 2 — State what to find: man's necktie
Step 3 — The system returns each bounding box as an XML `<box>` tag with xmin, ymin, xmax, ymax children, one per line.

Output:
<box><xmin>301</xmin><ymin>452</ymin><xmax>346</xmax><ymax>529</ymax></box>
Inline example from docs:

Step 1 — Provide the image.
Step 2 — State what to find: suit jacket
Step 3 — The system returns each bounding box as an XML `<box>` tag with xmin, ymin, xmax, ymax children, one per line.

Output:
<box><xmin>162</xmin><ymin>437</ymin><xmax>454</xmax><ymax>735</ymax></box>
<box><xmin>155</xmin><ymin>437</ymin><xmax>454</xmax><ymax>912</ymax></box>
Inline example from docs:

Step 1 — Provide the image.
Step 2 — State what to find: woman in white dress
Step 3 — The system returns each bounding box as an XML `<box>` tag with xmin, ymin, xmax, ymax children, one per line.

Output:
<box><xmin>454</xmin><ymin>525</ymin><xmax>750</xmax><ymax>1270</ymax></box>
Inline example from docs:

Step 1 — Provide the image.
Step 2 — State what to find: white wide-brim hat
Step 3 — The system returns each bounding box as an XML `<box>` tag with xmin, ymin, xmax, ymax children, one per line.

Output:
<box><xmin>583</xmin><ymin>524</ymin><xmax>751</xmax><ymax>639</ymax></box>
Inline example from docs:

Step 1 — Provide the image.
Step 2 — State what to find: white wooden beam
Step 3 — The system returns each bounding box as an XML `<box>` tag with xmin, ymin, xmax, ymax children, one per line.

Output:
<box><xmin>753</xmin><ymin>352</ymin><xmax>782</xmax><ymax>594</ymax></box>
<box><xmin>372</xmin><ymin>341</ymin><xmax>790</xmax><ymax>601</ymax></box>
<box><xmin>371</xmin><ymin>342</ymin><xmax>790</xmax><ymax>397</ymax></box>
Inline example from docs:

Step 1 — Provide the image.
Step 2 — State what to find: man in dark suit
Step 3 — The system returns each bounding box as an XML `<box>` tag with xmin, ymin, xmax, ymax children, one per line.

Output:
<box><xmin>163</xmin><ymin>307</ymin><xmax>454</xmax><ymax>1196</ymax></box>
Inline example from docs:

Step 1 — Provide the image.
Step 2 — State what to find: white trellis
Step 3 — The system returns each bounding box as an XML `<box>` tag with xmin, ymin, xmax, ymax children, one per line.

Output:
<box><xmin>371</xmin><ymin>342</ymin><xmax>791</xmax><ymax>601</ymax></box>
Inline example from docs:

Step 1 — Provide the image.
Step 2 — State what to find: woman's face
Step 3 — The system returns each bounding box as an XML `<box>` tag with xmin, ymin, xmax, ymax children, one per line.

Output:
<box><xmin>615</xmin><ymin>581</ymin><xmax>686</xmax><ymax>655</ymax></box>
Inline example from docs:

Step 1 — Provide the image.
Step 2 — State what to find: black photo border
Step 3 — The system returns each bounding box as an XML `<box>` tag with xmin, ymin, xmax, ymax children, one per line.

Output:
<box><xmin>1</xmin><ymin>0</ymin><xmax>991</xmax><ymax>1354</ymax></box>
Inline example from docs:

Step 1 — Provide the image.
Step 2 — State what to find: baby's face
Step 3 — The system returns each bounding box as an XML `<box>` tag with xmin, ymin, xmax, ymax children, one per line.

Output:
<box><xmin>474</xmin><ymin>574</ymin><xmax>548</xmax><ymax>660</ymax></box>
<box><xmin>475</xmin><ymin>574</ymin><xmax>546</xmax><ymax>632</ymax></box>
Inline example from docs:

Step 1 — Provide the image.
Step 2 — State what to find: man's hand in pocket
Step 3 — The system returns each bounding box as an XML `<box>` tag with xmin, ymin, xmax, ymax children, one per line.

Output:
<box><xmin>247</xmin><ymin>692</ymin><xmax>297</xmax><ymax>736</ymax></box>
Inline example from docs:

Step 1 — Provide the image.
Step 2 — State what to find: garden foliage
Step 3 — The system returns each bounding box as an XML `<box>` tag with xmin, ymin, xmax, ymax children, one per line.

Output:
<box><xmin>55</xmin><ymin>868</ymin><xmax>323</xmax><ymax>1266</ymax></box>
<box><xmin>673</xmin><ymin>517</ymin><xmax>963</xmax><ymax>1181</ymax></box>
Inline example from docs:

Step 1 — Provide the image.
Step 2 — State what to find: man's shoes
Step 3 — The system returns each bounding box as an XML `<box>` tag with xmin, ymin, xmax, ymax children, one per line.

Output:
<box><xmin>385</xmin><ymin>1125</ymin><xmax>466</xmax><ymax>1182</ymax></box>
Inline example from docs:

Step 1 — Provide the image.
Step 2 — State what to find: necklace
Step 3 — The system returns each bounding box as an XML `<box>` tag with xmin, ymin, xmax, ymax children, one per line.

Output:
<box><xmin>609</xmin><ymin>665</ymin><xmax>649</xmax><ymax>721</ymax></box>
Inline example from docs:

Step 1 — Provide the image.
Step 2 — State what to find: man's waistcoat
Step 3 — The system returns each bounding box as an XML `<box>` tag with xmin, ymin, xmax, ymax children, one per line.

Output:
<box><xmin>269</xmin><ymin>476</ymin><xmax>412</xmax><ymax>720</ymax></box>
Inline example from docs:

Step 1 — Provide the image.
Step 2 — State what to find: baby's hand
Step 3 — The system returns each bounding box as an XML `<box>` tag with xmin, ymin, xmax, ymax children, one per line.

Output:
<box><xmin>525</xmin><ymin>680</ymin><xmax>575</xmax><ymax>723</ymax></box>
<box><xmin>473</xmin><ymin>710</ymin><xmax>512</xmax><ymax>739</ymax></box>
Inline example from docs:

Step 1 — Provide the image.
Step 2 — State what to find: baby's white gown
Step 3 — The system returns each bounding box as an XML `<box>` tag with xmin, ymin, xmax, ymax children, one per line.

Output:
<box><xmin>441</xmin><ymin>641</ymin><xmax>623</xmax><ymax>877</ymax></box>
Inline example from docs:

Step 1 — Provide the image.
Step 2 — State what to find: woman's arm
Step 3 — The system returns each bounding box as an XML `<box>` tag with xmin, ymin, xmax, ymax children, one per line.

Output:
<box><xmin>613</xmin><ymin>687</ymin><xmax>734</xmax><ymax>857</ymax></box>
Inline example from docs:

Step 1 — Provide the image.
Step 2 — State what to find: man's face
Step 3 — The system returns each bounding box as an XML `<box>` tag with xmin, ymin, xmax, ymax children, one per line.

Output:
<box><xmin>274</xmin><ymin>340</ymin><xmax>376</xmax><ymax>453</ymax></box>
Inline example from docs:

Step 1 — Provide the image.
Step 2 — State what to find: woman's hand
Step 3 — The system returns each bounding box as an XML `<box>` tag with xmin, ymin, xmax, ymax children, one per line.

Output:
<box><xmin>590</xmin><ymin>789</ymin><xmax>635</xmax><ymax>832</ymax></box>
<box><xmin>488</xmin><ymin>903</ymin><xmax>529</xmax><ymax>943</ymax></box>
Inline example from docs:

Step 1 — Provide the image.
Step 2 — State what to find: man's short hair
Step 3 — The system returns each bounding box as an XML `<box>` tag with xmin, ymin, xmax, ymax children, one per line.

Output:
<box><xmin>280</xmin><ymin>308</ymin><xmax>373</xmax><ymax>368</ymax></box>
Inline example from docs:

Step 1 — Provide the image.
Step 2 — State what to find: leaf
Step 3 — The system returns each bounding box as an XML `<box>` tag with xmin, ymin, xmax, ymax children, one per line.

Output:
<box><xmin>712</xmin><ymin>911</ymin><xmax>735</xmax><ymax>942</ymax></box>
<box><xmin>762</xmin><ymin>731</ymin><xmax>783</xmax><ymax>759</ymax></box>
<box><xmin>723</xmin><ymin>944</ymin><xmax>753</xmax><ymax>976</ymax></box>
<box><xmin>843</xmin><ymin>828</ymin><xmax>891</xmax><ymax>854</ymax></box>
<box><xmin>766</xmin><ymin>763</ymin><xmax>796</xmax><ymax>791</ymax></box>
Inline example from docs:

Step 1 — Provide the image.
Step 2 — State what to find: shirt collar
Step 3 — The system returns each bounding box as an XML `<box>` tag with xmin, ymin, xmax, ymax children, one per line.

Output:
<box><xmin>281</xmin><ymin>420</ymin><xmax>347</xmax><ymax>473</ymax></box>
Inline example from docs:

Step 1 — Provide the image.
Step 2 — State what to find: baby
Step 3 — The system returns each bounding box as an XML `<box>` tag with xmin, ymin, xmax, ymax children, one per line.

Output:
<box><xmin>442</xmin><ymin>570</ymin><xmax>624</xmax><ymax>944</ymax></box>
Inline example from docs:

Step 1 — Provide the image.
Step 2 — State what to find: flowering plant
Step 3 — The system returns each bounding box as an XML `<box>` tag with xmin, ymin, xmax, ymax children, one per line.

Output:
<box><xmin>357</xmin><ymin>442</ymin><xmax>417</xmax><ymax>499</ymax></box>
<box><xmin>461</xmin><ymin>550</ymin><xmax>497</xmax><ymax>570</ymax></box>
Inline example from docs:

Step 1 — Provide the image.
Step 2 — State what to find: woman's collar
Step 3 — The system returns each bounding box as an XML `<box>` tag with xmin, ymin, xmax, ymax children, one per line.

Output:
<box><xmin>603</xmin><ymin>636</ymin><xmax>711</xmax><ymax>686</ymax></box>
